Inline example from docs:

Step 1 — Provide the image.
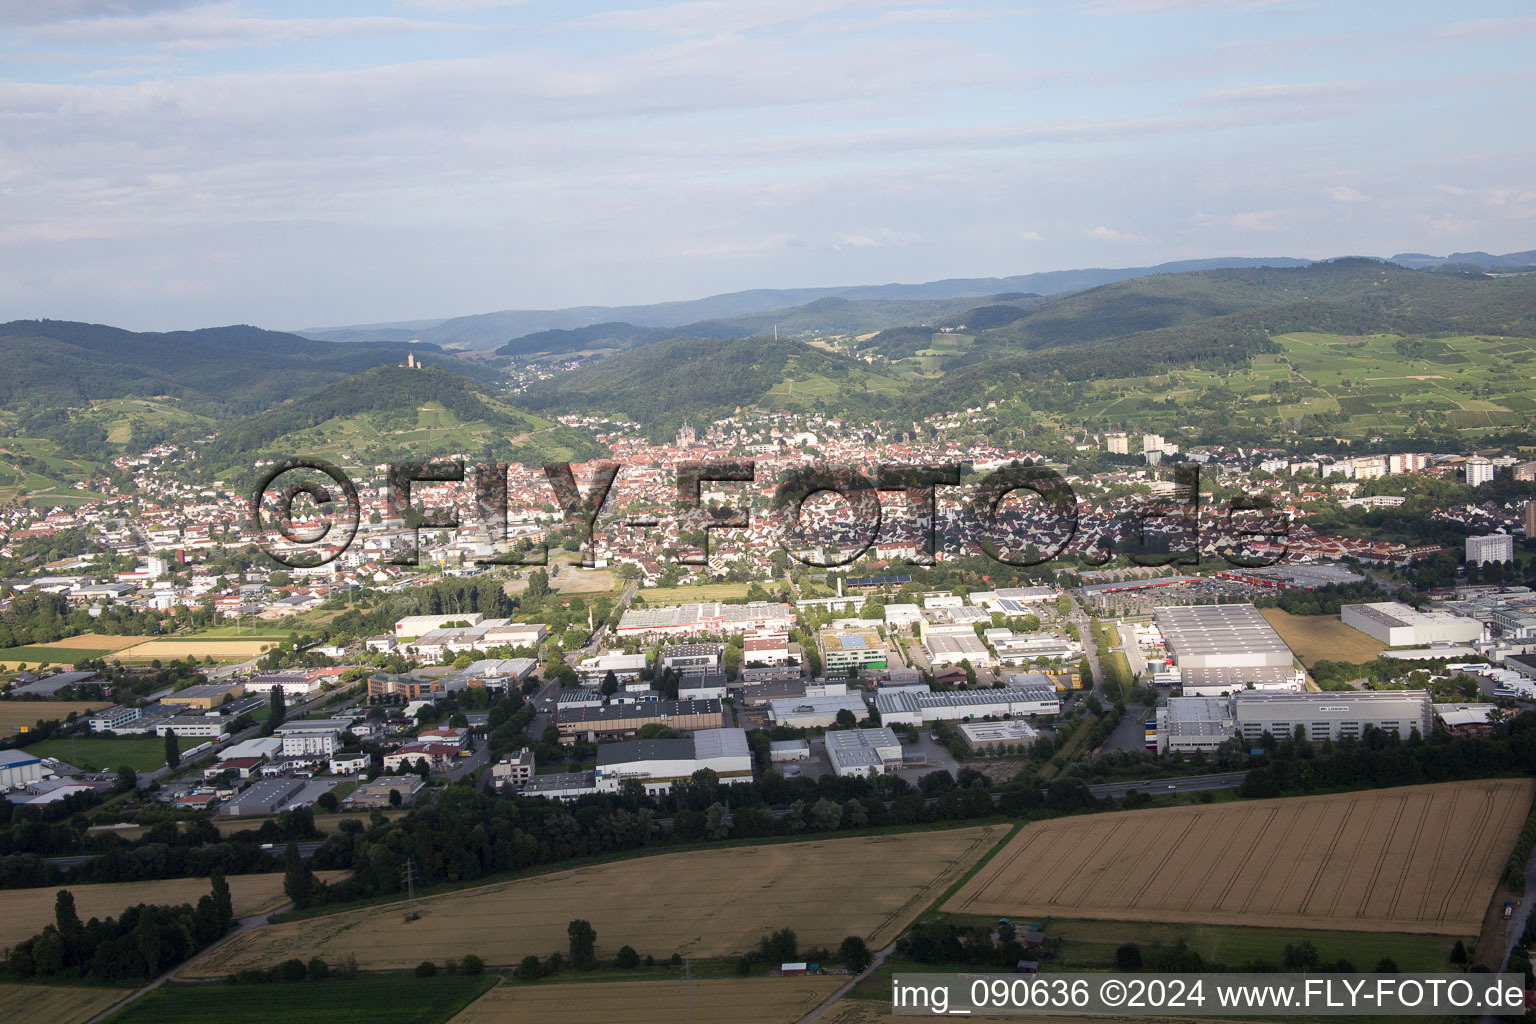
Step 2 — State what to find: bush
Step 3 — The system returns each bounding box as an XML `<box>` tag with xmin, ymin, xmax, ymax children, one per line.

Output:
<box><xmin>415</xmin><ymin>960</ymin><xmax>438</xmax><ymax>977</ymax></box>
<box><xmin>670</xmin><ymin>953</ymin><xmax>682</xmax><ymax>966</ymax></box>
<box><xmin>614</xmin><ymin>945</ymin><xmax>640</xmax><ymax>969</ymax></box>
<box><xmin>515</xmin><ymin>955</ymin><xmax>543</xmax><ymax>981</ymax></box>
<box><xmin>462</xmin><ymin>954</ymin><xmax>485</xmax><ymax>975</ymax></box>
<box><xmin>274</xmin><ymin>958</ymin><xmax>307</xmax><ymax>982</ymax></box>
<box><xmin>306</xmin><ymin>957</ymin><xmax>330</xmax><ymax>981</ymax></box>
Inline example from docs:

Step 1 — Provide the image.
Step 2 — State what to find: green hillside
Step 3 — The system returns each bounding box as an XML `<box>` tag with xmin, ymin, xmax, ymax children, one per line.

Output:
<box><xmin>518</xmin><ymin>336</ymin><xmax>905</xmax><ymax>438</ymax></box>
<box><xmin>200</xmin><ymin>364</ymin><xmax>605</xmax><ymax>476</ymax></box>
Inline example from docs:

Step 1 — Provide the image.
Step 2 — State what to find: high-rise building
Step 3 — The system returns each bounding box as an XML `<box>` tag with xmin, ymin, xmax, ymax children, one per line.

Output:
<box><xmin>1466</xmin><ymin>456</ymin><xmax>1495</xmax><ymax>487</ymax></box>
<box><xmin>1524</xmin><ymin>501</ymin><xmax>1536</xmax><ymax>540</ymax></box>
<box><xmin>1106</xmin><ymin>432</ymin><xmax>1129</xmax><ymax>455</ymax></box>
<box><xmin>1142</xmin><ymin>433</ymin><xmax>1165</xmax><ymax>454</ymax></box>
<box><xmin>1467</xmin><ymin>533</ymin><xmax>1515</xmax><ymax>566</ymax></box>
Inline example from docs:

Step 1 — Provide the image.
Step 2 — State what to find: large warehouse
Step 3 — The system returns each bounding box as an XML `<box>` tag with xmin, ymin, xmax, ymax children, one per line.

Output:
<box><xmin>1233</xmin><ymin>689</ymin><xmax>1432</xmax><ymax>744</ymax></box>
<box><xmin>1340</xmin><ymin>602</ymin><xmax>1482</xmax><ymax>647</ymax></box>
<box><xmin>594</xmin><ymin>727</ymin><xmax>753</xmax><ymax>794</ymax></box>
<box><xmin>875</xmin><ymin>685</ymin><xmax>1059</xmax><ymax>725</ymax></box>
<box><xmin>556</xmin><ymin>698</ymin><xmax>725</xmax><ymax>741</ymax></box>
<box><xmin>1155</xmin><ymin>689</ymin><xmax>1434</xmax><ymax>753</ymax></box>
<box><xmin>824</xmin><ymin>727</ymin><xmax>904</xmax><ymax>776</ymax></box>
<box><xmin>1154</xmin><ymin>603</ymin><xmax>1304</xmax><ymax>693</ymax></box>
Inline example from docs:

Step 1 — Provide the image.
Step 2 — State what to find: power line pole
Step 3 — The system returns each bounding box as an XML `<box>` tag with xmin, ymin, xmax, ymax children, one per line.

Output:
<box><xmin>402</xmin><ymin>857</ymin><xmax>416</xmax><ymax>904</ymax></box>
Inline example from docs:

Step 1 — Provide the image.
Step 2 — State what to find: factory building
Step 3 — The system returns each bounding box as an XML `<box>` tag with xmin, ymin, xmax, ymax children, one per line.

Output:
<box><xmin>555</xmin><ymin>698</ymin><xmax>725</xmax><ymax>741</ymax></box>
<box><xmin>0</xmin><ymin>750</ymin><xmax>45</xmax><ymax>792</ymax></box>
<box><xmin>874</xmin><ymin>686</ymin><xmax>1059</xmax><ymax>725</ymax></box>
<box><xmin>1154</xmin><ymin>604</ymin><xmax>1302</xmax><ymax>693</ymax></box>
<box><xmin>1233</xmin><ymin>689</ymin><xmax>1432</xmax><ymax>743</ymax></box>
<box><xmin>1341</xmin><ymin>602</ymin><xmax>1483</xmax><ymax>647</ymax></box>
<box><xmin>661</xmin><ymin>643</ymin><xmax>724</xmax><ymax>676</ymax></box>
<box><xmin>824</xmin><ymin>728</ymin><xmax>904</xmax><ymax>777</ymax></box>
<box><xmin>768</xmin><ymin>694</ymin><xmax>869</xmax><ymax>729</ymax></box>
<box><xmin>593</xmin><ymin>728</ymin><xmax>753</xmax><ymax>794</ymax></box>
<box><xmin>616</xmin><ymin>601</ymin><xmax>794</xmax><ymax>637</ymax></box>
<box><xmin>956</xmin><ymin>720</ymin><xmax>1040</xmax><ymax>753</ymax></box>
<box><xmin>1156</xmin><ymin>690</ymin><xmax>1434</xmax><ymax>753</ymax></box>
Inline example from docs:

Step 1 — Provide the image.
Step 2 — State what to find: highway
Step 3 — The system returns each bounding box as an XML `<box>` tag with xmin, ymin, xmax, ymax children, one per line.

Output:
<box><xmin>1086</xmin><ymin>771</ymin><xmax>1249</xmax><ymax>799</ymax></box>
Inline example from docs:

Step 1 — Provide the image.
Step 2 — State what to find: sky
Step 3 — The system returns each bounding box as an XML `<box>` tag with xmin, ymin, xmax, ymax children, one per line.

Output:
<box><xmin>1</xmin><ymin>1</ymin><xmax>1534</xmax><ymax>332</ymax></box>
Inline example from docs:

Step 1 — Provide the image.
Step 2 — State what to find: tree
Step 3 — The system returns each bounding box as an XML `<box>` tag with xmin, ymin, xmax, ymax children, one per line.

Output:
<box><xmin>163</xmin><ymin>729</ymin><xmax>180</xmax><ymax>768</ymax></box>
<box><xmin>1450</xmin><ymin>939</ymin><xmax>1468</xmax><ymax>965</ymax></box>
<box><xmin>600</xmin><ymin>669</ymin><xmax>619</xmax><ymax>697</ymax></box>
<box><xmin>516</xmin><ymin>954</ymin><xmax>543</xmax><ymax>980</ymax></box>
<box><xmin>461</xmin><ymin>953</ymin><xmax>485</xmax><ymax>975</ymax></box>
<box><xmin>113</xmin><ymin>764</ymin><xmax>137</xmax><ymax>794</ymax></box>
<box><xmin>758</xmin><ymin>927</ymin><xmax>798</xmax><ymax>964</ymax></box>
<box><xmin>1115</xmin><ymin>942</ymin><xmax>1143</xmax><ymax>971</ymax></box>
<box><xmin>839</xmin><ymin>935</ymin><xmax>872</xmax><ymax>973</ymax></box>
<box><xmin>211</xmin><ymin>869</ymin><xmax>234</xmax><ymax>934</ymax></box>
<box><xmin>388</xmin><ymin>788</ymin><xmax>403</xmax><ymax>807</ymax></box>
<box><xmin>705</xmin><ymin>802</ymin><xmax>731</xmax><ymax>839</ymax></box>
<box><xmin>317</xmin><ymin>791</ymin><xmax>339</xmax><ymax>813</ymax></box>
<box><xmin>568</xmin><ymin>918</ymin><xmax>597</xmax><ymax>969</ymax></box>
<box><xmin>614</xmin><ymin>945</ymin><xmax>640</xmax><ymax>969</ymax></box>
<box><xmin>415</xmin><ymin>960</ymin><xmax>438</xmax><ymax>977</ymax></box>
<box><xmin>307</xmin><ymin>957</ymin><xmax>330</xmax><ymax>980</ymax></box>
<box><xmin>284</xmin><ymin>842</ymin><xmax>316</xmax><ymax>907</ymax></box>
<box><xmin>269</xmin><ymin>686</ymin><xmax>287</xmax><ymax>730</ymax></box>
<box><xmin>1375</xmin><ymin>957</ymin><xmax>1399</xmax><ymax>973</ymax></box>
<box><xmin>833</xmin><ymin>708</ymin><xmax>857</xmax><ymax>729</ymax></box>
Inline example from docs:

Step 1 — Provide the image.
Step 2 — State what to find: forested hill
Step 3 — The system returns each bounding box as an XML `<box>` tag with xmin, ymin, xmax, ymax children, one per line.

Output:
<box><xmin>517</xmin><ymin>337</ymin><xmax>901</xmax><ymax>439</ymax></box>
<box><xmin>0</xmin><ymin>320</ymin><xmax>492</xmax><ymax>418</ymax></box>
<box><xmin>514</xmin><ymin>259</ymin><xmax>1536</xmax><ymax>433</ymax></box>
<box><xmin>493</xmin><ymin>293</ymin><xmax>1038</xmax><ymax>358</ymax></box>
<box><xmin>199</xmin><ymin>363</ymin><xmax>604</xmax><ymax>475</ymax></box>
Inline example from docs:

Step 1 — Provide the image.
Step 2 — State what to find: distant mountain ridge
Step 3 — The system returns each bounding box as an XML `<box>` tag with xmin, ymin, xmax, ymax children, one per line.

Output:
<box><xmin>0</xmin><ymin>319</ymin><xmax>491</xmax><ymax>418</ymax></box>
<box><xmin>299</xmin><ymin>256</ymin><xmax>1315</xmax><ymax>350</ymax></box>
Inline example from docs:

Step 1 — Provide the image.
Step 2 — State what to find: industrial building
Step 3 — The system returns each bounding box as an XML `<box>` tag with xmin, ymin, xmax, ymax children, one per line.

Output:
<box><xmin>661</xmin><ymin>643</ymin><xmax>724</xmax><ymax>675</ymax></box>
<box><xmin>1155</xmin><ymin>690</ymin><xmax>1432</xmax><ymax>752</ymax></box>
<box><xmin>218</xmin><ymin>777</ymin><xmax>307</xmax><ymax>817</ymax></box>
<box><xmin>555</xmin><ymin>698</ymin><xmax>724</xmax><ymax>741</ymax></box>
<box><xmin>824</xmin><ymin>727</ymin><xmax>903</xmax><ymax>776</ymax></box>
<box><xmin>576</xmin><ymin>652</ymin><xmax>648</xmax><ymax>683</ymax></box>
<box><xmin>445</xmin><ymin>658</ymin><xmax>537</xmax><ymax>692</ymax></box>
<box><xmin>0</xmin><ymin>750</ymin><xmax>45</xmax><ymax>791</ymax></box>
<box><xmin>768</xmin><ymin>693</ymin><xmax>869</xmax><ymax>728</ymax></box>
<box><xmin>875</xmin><ymin>686</ymin><xmax>1059</xmax><ymax>725</ymax></box>
<box><xmin>819</xmin><ymin>628</ymin><xmax>889</xmax><ymax>673</ymax></box>
<box><xmin>1153</xmin><ymin>697</ymin><xmax>1236</xmax><ymax>755</ymax></box>
<box><xmin>489</xmin><ymin>749</ymin><xmax>535</xmax><ymax>791</ymax></box>
<box><xmin>520</xmin><ymin>770</ymin><xmax>598</xmax><ymax>801</ymax></box>
<box><xmin>273</xmin><ymin>718</ymin><xmax>354</xmax><ymax>757</ymax></box>
<box><xmin>956</xmin><ymin>720</ymin><xmax>1039</xmax><ymax>752</ymax></box>
<box><xmin>162</xmin><ymin>681</ymin><xmax>245</xmax><ymax>710</ymax></box>
<box><xmin>87</xmin><ymin>705</ymin><xmax>141</xmax><ymax>733</ymax></box>
<box><xmin>1234</xmin><ymin>690</ymin><xmax>1431</xmax><ymax>744</ymax></box>
<box><xmin>1341</xmin><ymin>602</ymin><xmax>1482</xmax><ymax>647</ymax></box>
<box><xmin>594</xmin><ymin>727</ymin><xmax>753</xmax><ymax>794</ymax></box>
<box><xmin>616</xmin><ymin>601</ymin><xmax>794</xmax><ymax>637</ymax></box>
<box><xmin>1154</xmin><ymin>604</ymin><xmax>1302</xmax><ymax>692</ymax></box>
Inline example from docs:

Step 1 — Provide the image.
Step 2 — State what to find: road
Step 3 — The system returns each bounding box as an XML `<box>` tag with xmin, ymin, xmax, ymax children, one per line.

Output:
<box><xmin>1086</xmin><ymin>771</ymin><xmax>1248</xmax><ymax>799</ymax></box>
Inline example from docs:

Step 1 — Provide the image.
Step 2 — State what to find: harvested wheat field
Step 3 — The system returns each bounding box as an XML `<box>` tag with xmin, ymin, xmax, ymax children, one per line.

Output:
<box><xmin>452</xmin><ymin>977</ymin><xmax>845</xmax><ymax>1024</ymax></box>
<box><xmin>186</xmin><ymin>825</ymin><xmax>1006</xmax><ymax>976</ymax></box>
<box><xmin>945</xmin><ymin>780</ymin><xmax>1532</xmax><ymax>935</ymax></box>
<box><xmin>0</xmin><ymin>701</ymin><xmax>111</xmax><ymax>733</ymax></box>
<box><xmin>0</xmin><ymin>983</ymin><xmax>134</xmax><ymax>1024</ymax></box>
<box><xmin>114</xmin><ymin>638</ymin><xmax>279</xmax><ymax>660</ymax></box>
<box><xmin>0</xmin><ymin>871</ymin><xmax>351</xmax><ymax>951</ymax></box>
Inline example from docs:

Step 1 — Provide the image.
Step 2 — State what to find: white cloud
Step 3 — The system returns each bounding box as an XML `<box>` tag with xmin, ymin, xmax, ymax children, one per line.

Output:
<box><xmin>1078</xmin><ymin>0</ymin><xmax>1300</xmax><ymax>17</ymax></box>
<box><xmin>1325</xmin><ymin>185</ymin><xmax>1368</xmax><ymax>203</ymax></box>
<box><xmin>1228</xmin><ymin>209</ymin><xmax>1285</xmax><ymax>230</ymax></box>
<box><xmin>28</xmin><ymin>8</ymin><xmax>472</xmax><ymax>49</ymax></box>
<box><xmin>1086</xmin><ymin>225</ymin><xmax>1150</xmax><ymax>243</ymax></box>
<box><xmin>0</xmin><ymin>0</ymin><xmax>198</xmax><ymax>24</ymax></box>
<box><xmin>1020</xmin><ymin>230</ymin><xmax>1043</xmax><ymax>241</ymax></box>
<box><xmin>576</xmin><ymin>0</ymin><xmax>932</xmax><ymax>37</ymax></box>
